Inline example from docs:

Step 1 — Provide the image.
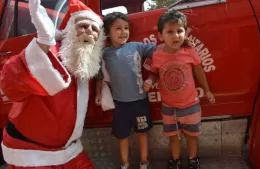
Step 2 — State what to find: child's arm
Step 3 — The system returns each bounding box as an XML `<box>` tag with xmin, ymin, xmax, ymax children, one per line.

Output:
<box><xmin>95</xmin><ymin>80</ymin><xmax>102</xmax><ymax>105</ymax></box>
<box><xmin>137</xmin><ymin>43</ymin><xmax>156</xmax><ymax>58</ymax></box>
<box><xmin>95</xmin><ymin>68</ymin><xmax>104</xmax><ymax>105</ymax></box>
<box><xmin>148</xmin><ymin>72</ymin><xmax>159</xmax><ymax>85</ymax></box>
<box><xmin>193</xmin><ymin>65</ymin><xmax>215</xmax><ymax>103</ymax></box>
<box><xmin>144</xmin><ymin>72</ymin><xmax>159</xmax><ymax>92</ymax></box>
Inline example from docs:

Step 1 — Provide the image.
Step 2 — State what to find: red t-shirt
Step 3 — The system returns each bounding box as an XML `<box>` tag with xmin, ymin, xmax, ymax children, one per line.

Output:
<box><xmin>151</xmin><ymin>47</ymin><xmax>201</xmax><ymax>108</ymax></box>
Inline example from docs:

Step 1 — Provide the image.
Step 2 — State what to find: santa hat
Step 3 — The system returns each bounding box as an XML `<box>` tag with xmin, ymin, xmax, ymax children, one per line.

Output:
<box><xmin>59</xmin><ymin>0</ymin><xmax>103</xmax><ymax>30</ymax></box>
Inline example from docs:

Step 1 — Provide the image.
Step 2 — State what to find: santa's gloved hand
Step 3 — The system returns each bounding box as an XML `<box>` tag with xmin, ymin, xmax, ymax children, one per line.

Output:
<box><xmin>29</xmin><ymin>0</ymin><xmax>56</xmax><ymax>46</ymax></box>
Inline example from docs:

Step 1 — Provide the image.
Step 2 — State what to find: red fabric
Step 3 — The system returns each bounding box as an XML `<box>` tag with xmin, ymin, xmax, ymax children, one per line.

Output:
<box><xmin>0</xmin><ymin>50</ymin><xmax>48</xmax><ymax>101</ymax></box>
<box><xmin>3</xmin><ymin>129</ymin><xmax>94</xmax><ymax>169</ymax></box>
<box><xmin>0</xmin><ymin>103</ymin><xmax>12</xmax><ymax>129</ymax></box>
<box><xmin>152</xmin><ymin>47</ymin><xmax>201</xmax><ymax>108</ymax></box>
<box><xmin>60</xmin><ymin>0</ymin><xmax>97</xmax><ymax>29</ymax></box>
<box><xmin>7</xmin><ymin>152</ymin><xmax>94</xmax><ymax>169</ymax></box>
<box><xmin>3</xmin><ymin>130</ymin><xmax>94</xmax><ymax>169</ymax></box>
<box><xmin>0</xmin><ymin>46</ymin><xmax>77</xmax><ymax>148</ymax></box>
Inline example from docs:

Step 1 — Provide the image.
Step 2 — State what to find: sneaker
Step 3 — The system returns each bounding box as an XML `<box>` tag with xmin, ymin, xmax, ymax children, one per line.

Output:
<box><xmin>121</xmin><ymin>163</ymin><xmax>130</xmax><ymax>169</ymax></box>
<box><xmin>140</xmin><ymin>162</ymin><xmax>151</xmax><ymax>169</ymax></box>
<box><xmin>167</xmin><ymin>159</ymin><xmax>181</xmax><ymax>169</ymax></box>
<box><xmin>187</xmin><ymin>157</ymin><xmax>200</xmax><ymax>169</ymax></box>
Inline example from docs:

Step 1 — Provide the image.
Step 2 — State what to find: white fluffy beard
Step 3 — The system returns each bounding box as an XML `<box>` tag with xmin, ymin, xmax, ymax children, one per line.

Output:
<box><xmin>59</xmin><ymin>23</ymin><xmax>104</xmax><ymax>81</ymax></box>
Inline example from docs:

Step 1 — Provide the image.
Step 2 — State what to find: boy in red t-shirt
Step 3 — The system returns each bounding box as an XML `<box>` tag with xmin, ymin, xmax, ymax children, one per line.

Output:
<box><xmin>144</xmin><ymin>10</ymin><xmax>215</xmax><ymax>169</ymax></box>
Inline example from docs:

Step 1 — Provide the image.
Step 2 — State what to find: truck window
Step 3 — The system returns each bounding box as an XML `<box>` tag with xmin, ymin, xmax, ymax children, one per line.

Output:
<box><xmin>101</xmin><ymin>0</ymin><xmax>145</xmax><ymax>15</ymax></box>
<box><xmin>143</xmin><ymin>0</ymin><xmax>226</xmax><ymax>11</ymax></box>
<box><xmin>0</xmin><ymin>0</ymin><xmax>68</xmax><ymax>40</ymax></box>
<box><xmin>101</xmin><ymin>0</ymin><xmax>226</xmax><ymax>15</ymax></box>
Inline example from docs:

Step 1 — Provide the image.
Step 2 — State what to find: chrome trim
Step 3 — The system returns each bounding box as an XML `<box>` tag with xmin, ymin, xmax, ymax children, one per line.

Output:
<box><xmin>169</xmin><ymin>0</ymin><xmax>227</xmax><ymax>11</ymax></box>
<box><xmin>0</xmin><ymin>51</ymin><xmax>12</xmax><ymax>56</ymax></box>
<box><xmin>152</xmin><ymin>115</ymin><xmax>233</xmax><ymax>124</ymax></box>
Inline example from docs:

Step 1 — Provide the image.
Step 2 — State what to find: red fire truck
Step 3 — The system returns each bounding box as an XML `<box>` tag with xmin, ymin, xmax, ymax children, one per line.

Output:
<box><xmin>0</xmin><ymin>0</ymin><xmax>259</xmax><ymax>168</ymax></box>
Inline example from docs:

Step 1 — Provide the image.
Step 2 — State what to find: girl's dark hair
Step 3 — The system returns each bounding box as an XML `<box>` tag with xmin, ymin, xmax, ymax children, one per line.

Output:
<box><xmin>103</xmin><ymin>12</ymin><xmax>129</xmax><ymax>36</ymax></box>
<box><xmin>157</xmin><ymin>10</ymin><xmax>193</xmax><ymax>47</ymax></box>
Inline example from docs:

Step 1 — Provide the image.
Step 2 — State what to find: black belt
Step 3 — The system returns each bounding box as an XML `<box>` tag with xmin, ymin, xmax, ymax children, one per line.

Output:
<box><xmin>5</xmin><ymin>121</ymin><xmax>43</xmax><ymax>146</ymax></box>
<box><xmin>5</xmin><ymin>121</ymin><xmax>76</xmax><ymax>148</ymax></box>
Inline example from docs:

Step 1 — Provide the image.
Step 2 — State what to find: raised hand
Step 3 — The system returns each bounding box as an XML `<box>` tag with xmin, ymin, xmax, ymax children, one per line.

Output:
<box><xmin>29</xmin><ymin>0</ymin><xmax>56</xmax><ymax>46</ymax></box>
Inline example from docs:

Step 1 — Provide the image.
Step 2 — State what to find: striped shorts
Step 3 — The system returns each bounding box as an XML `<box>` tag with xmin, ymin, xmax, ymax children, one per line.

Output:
<box><xmin>161</xmin><ymin>103</ymin><xmax>202</xmax><ymax>136</ymax></box>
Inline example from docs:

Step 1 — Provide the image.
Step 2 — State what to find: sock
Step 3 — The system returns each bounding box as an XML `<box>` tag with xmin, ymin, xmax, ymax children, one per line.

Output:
<box><xmin>189</xmin><ymin>156</ymin><xmax>198</xmax><ymax>160</ymax></box>
<box><xmin>140</xmin><ymin>161</ymin><xmax>149</xmax><ymax>165</ymax></box>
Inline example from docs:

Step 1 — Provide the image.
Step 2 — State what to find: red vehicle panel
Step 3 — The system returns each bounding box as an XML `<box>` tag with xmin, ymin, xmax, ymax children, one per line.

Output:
<box><xmin>250</xmin><ymin>0</ymin><xmax>260</xmax><ymax>26</ymax></box>
<box><xmin>0</xmin><ymin>0</ymin><xmax>260</xmax><ymax>167</ymax></box>
<box><xmin>1</xmin><ymin>0</ymin><xmax>259</xmax><ymax>127</ymax></box>
<box><xmin>0</xmin><ymin>1</ymin><xmax>5</xmax><ymax>16</ymax></box>
<box><xmin>248</xmin><ymin>89</ymin><xmax>260</xmax><ymax>169</ymax></box>
<box><xmin>85</xmin><ymin>0</ymin><xmax>260</xmax><ymax>126</ymax></box>
<box><xmin>131</xmin><ymin>0</ymin><xmax>260</xmax><ymax>117</ymax></box>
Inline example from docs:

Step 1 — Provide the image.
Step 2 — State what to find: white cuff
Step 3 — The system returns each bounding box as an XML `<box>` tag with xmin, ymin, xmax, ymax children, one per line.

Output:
<box><xmin>37</xmin><ymin>36</ymin><xmax>56</xmax><ymax>46</ymax></box>
<box><xmin>25</xmin><ymin>38</ymin><xmax>71</xmax><ymax>95</ymax></box>
<box><xmin>2</xmin><ymin>140</ymin><xmax>83</xmax><ymax>166</ymax></box>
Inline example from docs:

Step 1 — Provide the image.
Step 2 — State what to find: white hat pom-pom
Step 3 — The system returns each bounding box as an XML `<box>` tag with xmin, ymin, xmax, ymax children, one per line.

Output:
<box><xmin>55</xmin><ymin>29</ymin><xmax>64</xmax><ymax>41</ymax></box>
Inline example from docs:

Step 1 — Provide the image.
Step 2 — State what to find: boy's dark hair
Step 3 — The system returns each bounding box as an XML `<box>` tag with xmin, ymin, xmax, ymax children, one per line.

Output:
<box><xmin>157</xmin><ymin>10</ymin><xmax>193</xmax><ymax>47</ymax></box>
<box><xmin>157</xmin><ymin>10</ymin><xmax>187</xmax><ymax>33</ymax></box>
<box><xmin>103</xmin><ymin>12</ymin><xmax>129</xmax><ymax>37</ymax></box>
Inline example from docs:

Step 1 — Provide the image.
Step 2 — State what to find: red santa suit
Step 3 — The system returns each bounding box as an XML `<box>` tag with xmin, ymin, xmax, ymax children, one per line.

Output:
<box><xmin>0</xmin><ymin>0</ymin><xmax>103</xmax><ymax>168</ymax></box>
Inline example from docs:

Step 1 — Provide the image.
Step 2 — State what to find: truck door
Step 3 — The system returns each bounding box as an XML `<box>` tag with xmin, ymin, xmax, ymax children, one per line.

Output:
<box><xmin>248</xmin><ymin>89</ymin><xmax>260</xmax><ymax>169</ymax></box>
<box><xmin>0</xmin><ymin>0</ymin><xmax>68</xmax><ymax>129</ymax></box>
<box><xmin>117</xmin><ymin>0</ymin><xmax>260</xmax><ymax>119</ymax></box>
<box><xmin>0</xmin><ymin>0</ymin><xmax>5</xmax><ymax>16</ymax></box>
<box><xmin>249</xmin><ymin>0</ymin><xmax>260</xmax><ymax>30</ymax></box>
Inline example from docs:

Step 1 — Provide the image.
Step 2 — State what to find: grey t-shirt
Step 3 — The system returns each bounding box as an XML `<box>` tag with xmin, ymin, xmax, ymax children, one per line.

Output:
<box><xmin>103</xmin><ymin>42</ymin><xmax>156</xmax><ymax>102</ymax></box>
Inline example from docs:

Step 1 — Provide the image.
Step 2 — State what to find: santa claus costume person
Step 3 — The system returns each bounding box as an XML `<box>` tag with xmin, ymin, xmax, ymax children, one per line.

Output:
<box><xmin>0</xmin><ymin>0</ymin><xmax>105</xmax><ymax>168</ymax></box>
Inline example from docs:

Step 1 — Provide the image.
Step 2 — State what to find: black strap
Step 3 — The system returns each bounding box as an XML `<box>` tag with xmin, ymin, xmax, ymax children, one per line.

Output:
<box><xmin>5</xmin><ymin>121</ymin><xmax>40</xmax><ymax>145</ymax></box>
<box><xmin>5</xmin><ymin>121</ymin><xmax>76</xmax><ymax>148</ymax></box>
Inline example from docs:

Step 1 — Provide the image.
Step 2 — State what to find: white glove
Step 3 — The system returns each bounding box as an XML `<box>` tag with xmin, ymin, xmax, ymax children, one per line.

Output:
<box><xmin>29</xmin><ymin>0</ymin><xmax>56</xmax><ymax>46</ymax></box>
<box><xmin>101</xmin><ymin>82</ymin><xmax>115</xmax><ymax>111</ymax></box>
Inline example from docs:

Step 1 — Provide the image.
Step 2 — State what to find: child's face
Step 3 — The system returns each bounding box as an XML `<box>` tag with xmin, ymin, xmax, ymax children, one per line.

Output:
<box><xmin>159</xmin><ymin>22</ymin><xmax>186</xmax><ymax>53</ymax></box>
<box><xmin>108</xmin><ymin>18</ymin><xmax>129</xmax><ymax>47</ymax></box>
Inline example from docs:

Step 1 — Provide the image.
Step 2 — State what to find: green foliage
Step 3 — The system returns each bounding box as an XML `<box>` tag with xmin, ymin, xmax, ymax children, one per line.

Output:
<box><xmin>146</xmin><ymin>0</ymin><xmax>175</xmax><ymax>10</ymax></box>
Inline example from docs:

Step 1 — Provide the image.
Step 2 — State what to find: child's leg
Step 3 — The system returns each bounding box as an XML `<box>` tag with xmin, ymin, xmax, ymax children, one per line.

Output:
<box><xmin>161</xmin><ymin>106</ymin><xmax>182</xmax><ymax>169</ymax></box>
<box><xmin>170</xmin><ymin>135</ymin><xmax>181</xmax><ymax>159</ymax></box>
<box><xmin>184</xmin><ymin>134</ymin><xmax>198</xmax><ymax>158</ymax></box>
<box><xmin>178</xmin><ymin>103</ymin><xmax>201</xmax><ymax>168</ymax></box>
<box><xmin>132</xmin><ymin>98</ymin><xmax>152</xmax><ymax>164</ymax></box>
<box><xmin>112</xmin><ymin>100</ymin><xmax>133</xmax><ymax>166</ymax></box>
<box><xmin>119</xmin><ymin>137</ymin><xmax>129</xmax><ymax>165</ymax></box>
<box><xmin>161</xmin><ymin>106</ymin><xmax>181</xmax><ymax>160</ymax></box>
<box><xmin>136</xmin><ymin>132</ymin><xmax>148</xmax><ymax>162</ymax></box>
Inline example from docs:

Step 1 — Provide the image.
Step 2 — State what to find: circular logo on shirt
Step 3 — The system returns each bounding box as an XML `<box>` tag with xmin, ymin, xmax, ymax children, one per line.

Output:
<box><xmin>160</xmin><ymin>62</ymin><xmax>187</xmax><ymax>92</ymax></box>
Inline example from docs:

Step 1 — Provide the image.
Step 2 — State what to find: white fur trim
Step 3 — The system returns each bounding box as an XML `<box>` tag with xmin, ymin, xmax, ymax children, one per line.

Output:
<box><xmin>1</xmin><ymin>139</ymin><xmax>83</xmax><ymax>166</ymax></box>
<box><xmin>25</xmin><ymin>38</ymin><xmax>71</xmax><ymax>96</ymax></box>
<box><xmin>71</xmin><ymin>10</ymin><xmax>103</xmax><ymax>27</ymax></box>
<box><xmin>55</xmin><ymin>29</ymin><xmax>65</xmax><ymax>41</ymax></box>
<box><xmin>65</xmin><ymin>79</ymin><xmax>89</xmax><ymax>147</ymax></box>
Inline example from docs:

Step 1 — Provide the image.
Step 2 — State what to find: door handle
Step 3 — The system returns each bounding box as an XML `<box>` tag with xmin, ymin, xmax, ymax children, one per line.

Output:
<box><xmin>0</xmin><ymin>51</ymin><xmax>12</xmax><ymax>56</ymax></box>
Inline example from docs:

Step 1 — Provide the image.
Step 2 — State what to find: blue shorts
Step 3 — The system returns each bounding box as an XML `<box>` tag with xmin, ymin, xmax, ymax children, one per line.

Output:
<box><xmin>112</xmin><ymin>98</ymin><xmax>153</xmax><ymax>139</ymax></box>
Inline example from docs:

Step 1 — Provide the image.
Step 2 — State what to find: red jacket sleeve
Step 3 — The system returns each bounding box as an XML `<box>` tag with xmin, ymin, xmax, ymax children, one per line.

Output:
<box><xmin>0</xmin><ymin>53</ymin><xmax>47</xmax><ymax>102</ymax></box>
<box><xmin>0</xmin><ymin>38</ymin><xmax>71</xmax><ymax>102</ymax></box>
